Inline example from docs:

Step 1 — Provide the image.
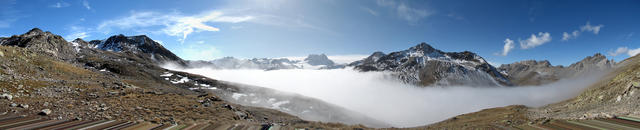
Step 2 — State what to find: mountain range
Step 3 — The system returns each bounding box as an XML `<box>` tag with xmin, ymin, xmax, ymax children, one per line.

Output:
<box><xmin>183</xmin><ymin>42</ymin><xmax>614</xmax><ymax>87</ymax></box>
<box><xmin>1</xmin><ymin>28</ymin><xmax>638</xmax><ymax>129</ymax></box>
<box><xmin>186</xmin><ymin>54</ymin><xmax>343</xmax><ymax>70</ymax></box>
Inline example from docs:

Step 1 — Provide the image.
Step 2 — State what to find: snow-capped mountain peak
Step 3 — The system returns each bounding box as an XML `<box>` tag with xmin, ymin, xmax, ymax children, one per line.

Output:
<box><xmin>187</xmin><ymin>54</ymin><xmax>345</xmax><ymax>70</ymax></box>
<box><xmin>350</xmin><ymin>42</ymin><xmax>510</xmax><ymax>87</ymax></box>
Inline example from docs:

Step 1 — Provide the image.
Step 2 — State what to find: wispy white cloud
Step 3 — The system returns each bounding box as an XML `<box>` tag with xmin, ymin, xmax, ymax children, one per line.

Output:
<box><xmin>499</xmin><ymin>38</ymin><xmax>515</xmax><ymax>56</ymax></box>
<box><xmin>519</xmin><ymin>32</ymin><xmax>551</xmax><ymax>49</ymax></box>
<box><xmin>248</xmin><ymin>14</ymin><xmax>333</xmax><ymax>34</ymax></box>
<box><xmin>625</xmin><ymin>32</ymin><xmax>634</xmax><ymax>39</ymax></box>
<box><xmin>360</xmin><ymin>7</ymin><xmax>378</xmax><ymax>16</ymax></box>
<box><xmin>608</xmin><ymin>47</ymin><xmax>640</xmax><ymax>57</ymax></box>
<box><xmin>98</xmin><ymin>10</ymin><xmax>253</xmax><ymax>43</ymax></box>
<box><xmin>376</xmin><ymin>0</ymin><xmax>433</xmax><ymax>23</ymax></box>
<box><xmin>64</xmin><ymin>26</ymin><xmax>91</xmax><ymax>40</ymax></box>
<box><xmin>446</xmin><ymin>13</ymin><xmax>464</xmax><ymax>20</ymax></box>
<box><xmin>50</xmin><ymin>2</ymin><xmax>70</xmax><ymax>8</ymax></box>
<box><xmin>0</xmin><ymin>0</ymin><xmax>20</xmax><ymax>28</ymax></box>
<box><xmin>82</xmin><ymin>0</ymin><xmax>91</xmax><ymax>10</ymax></box>
<box><xmin>65</xmin><ymin>32</ymin><xmax>89</xmax><ymax>40</ymax></box>
<box><xmin>561</xmin><ymin>30</ymin><xmax>579</xmax><ymax>41</ymax></box>
<box><xmin>562</xmin><ymin>22</ymin><xmax>604</xmax><ymax>41</ymax></box>
<box><xmin>581</xmin><ymin>22</ymin><xmax>604</xmax><ymax>34</ymax></box>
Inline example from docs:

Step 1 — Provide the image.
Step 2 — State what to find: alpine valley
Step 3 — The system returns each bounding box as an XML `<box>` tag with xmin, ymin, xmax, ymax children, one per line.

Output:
<box><xmin>0</xmin><ymin>28</ymin><xmax>639</xmax><ymax>129</ymax></box>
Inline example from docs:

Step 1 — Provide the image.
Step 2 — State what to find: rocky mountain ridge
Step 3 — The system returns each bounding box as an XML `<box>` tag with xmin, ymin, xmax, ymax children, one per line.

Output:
<box><xmin>187</xmin><ymin>54</ymin><xmax>344</xmax><ymax>70</ymax></box>
<box><xmin>349</xmin><ymin>42</ymin><xmax>511</xmax><ymax>87</ymax></box>
<box><xmin>1</xmin><ymin>28</ymin><xmax>634</xmax><ymax>129</ymax></box>
<box><xmin>498</xmin><ymin>53</ymin><xmax>615</xmax><ymax>86</ymax></box>
<box><xmin>0</xmin><ymin>28</ymin><xmax>361</xmax><ymax>129</ymax></box>
<box><xmin>0</xmin><ymin>28</ymin><xmax>78</xmax><ymax>61</ymax></box>
<box><xmin>85</xmin><ymin>34</ymin><xmax>185</xmax><ymax>64</ymax></box>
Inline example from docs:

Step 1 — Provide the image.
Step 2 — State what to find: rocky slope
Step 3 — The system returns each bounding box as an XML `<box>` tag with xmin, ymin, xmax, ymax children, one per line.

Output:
<box><xmin>350</xmin><ymin>43</ymin><xmax>511</xmax><ymax>87</ymax></box>
<box><xmin>531</xmin><ymin>53</ymin><xmax>640</xmax><ymax>120</ymax></box>
<box><xmin>0</xmin><ymin>28</ymin><xmax>77</xmax><ymax>61</ymax></box>
<box><xmin>85</xmin><ymin>34</ymin><xmax>185</xmax><ymax>65</ymax></box>
<box><xmin>0</xmin><ymin>28</ymin><xmax>362</xmax><ymax>129</ymax></box>
<box><xmin>187</xmin><ymin>54</ymin><xmax>343</xmax><ymax>70</ymax></box>
<box><xmin>422</xmin><ymin>54</ymin><xmax>639</xmax><ymax>129</ymax></box>
<box><xmin>498</xmin><ymin>53</ymin><xmax>615</xmax><ymax>86</ymax></box>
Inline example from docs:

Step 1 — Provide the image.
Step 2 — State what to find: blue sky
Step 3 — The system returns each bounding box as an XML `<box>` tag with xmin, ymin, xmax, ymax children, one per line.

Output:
<box><xmin>0</xmin><ymin>0</ymin><xmax>639</xmax><ymax>66</ymax></box>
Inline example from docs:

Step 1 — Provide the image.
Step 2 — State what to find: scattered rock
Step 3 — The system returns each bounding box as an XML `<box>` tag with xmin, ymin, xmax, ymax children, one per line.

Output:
<box><xmin>18</xmin><ymin>104</ymin><xmax>29</xmax><ymax>109</ymax></box>
<box><xmin>10</xmin><ymin>103</ymin><xmax>17</xmax><ymax>107</ymax></box>
<box><xmin>235</xmin><ymin>111</ymin><xmax>248</xmax><ymax>119</ymax></box>
<box><xmin>39</xmin><ymin>109</ymin><xmax>52</xmax><ymax>115</ymax></box>
<box><xmin>0</xmin><ymin>93</ymin><xmax>13</xmax><ymax>100</ymax></box>
<box><xmin>108</xmin><ymin>91</ymin><xmax>120</xmax><ymax>95</ymax></box>
<box><xmin>223</xmin><ymin>104</ymin><xmax>234</xmax><ymax>110</ymax></box>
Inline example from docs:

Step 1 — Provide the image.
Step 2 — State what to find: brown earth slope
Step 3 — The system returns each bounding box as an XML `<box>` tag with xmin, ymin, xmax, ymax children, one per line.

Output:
<box><xmin>0</xmin><ymin>28</ymin><xmax>363</xmax><ymax>129</ymax></box>
<box><xmin>422</xmin><ymin>54</ymin><xmax>640</xmax><ymax>129</ymax></box>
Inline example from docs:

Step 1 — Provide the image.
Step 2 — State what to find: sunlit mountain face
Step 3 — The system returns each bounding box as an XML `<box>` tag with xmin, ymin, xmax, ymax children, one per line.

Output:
<box><xmin>1</xmin><ymin>0</ymin><xmax>640</xmax><ymax>129</ymax></box>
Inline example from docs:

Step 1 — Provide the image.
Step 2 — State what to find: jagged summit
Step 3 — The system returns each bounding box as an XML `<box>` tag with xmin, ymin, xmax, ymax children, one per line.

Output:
<box><xmin>26</xmin><ymin>28</ymin><xmax>45</xmax><ymax>35</ymax></box>
<box><xmin>568</xmin><ymin>53</ymin><xmax>615</xmax><ymax>72</ymax></box>
<box><xmin>304</xmin><ymin>54</ymin><xmax>335</xmax><ymax>66</ymax></box>
<box><xmin>0</xmin><ymin>28</ymin><xmax>77</xmax><ymax>60</ymax></box>
<box><xmin>0</xmin><ymin>28</ymin><xmax>185</xmax><ymax>64</ymax></box>
<box><xmin>410</xmin><ymin>42</ymin><xmax>440</xmax><ymax>54</ymax></box>
<box><xmin>351</xmin><ymin>42</ymin><xmax>510</xmax><ymax>87</ymax></box>
<box><xmin>499</xmin><ymin>53</ymin><xmax>615</xmax><ymax>86</ymax></box>
<box><xmin>88</xmin><ymin>34</ymin><xmax>184</xmax><ymax>64</ymax></box>
<box><xmin>348</xmin><ymin>51</ymin><xmax>385</xmax><ymax>66</ymax></box>
<box><xmin>502</xmin><ymin>60</ymin><xmax>553</xmax><ymax>68</ymax></box>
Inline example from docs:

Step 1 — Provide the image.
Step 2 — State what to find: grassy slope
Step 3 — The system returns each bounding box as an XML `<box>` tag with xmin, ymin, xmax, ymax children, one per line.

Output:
<box><xmin>420</xmin><ymin>55</ymin><xmax>640</xmax><ymax>129</ymax></box>
<box><xmin>0</xmin><ymin>45</ymin><xmax>365</xmax><ymax>129</ymax></box>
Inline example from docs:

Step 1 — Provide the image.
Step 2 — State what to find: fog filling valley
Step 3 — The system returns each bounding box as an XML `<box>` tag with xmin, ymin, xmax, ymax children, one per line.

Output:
<box><xmin>163</xmin><ymin>65</ymin><xmax>604</xmax><ymax>127</ymax></box>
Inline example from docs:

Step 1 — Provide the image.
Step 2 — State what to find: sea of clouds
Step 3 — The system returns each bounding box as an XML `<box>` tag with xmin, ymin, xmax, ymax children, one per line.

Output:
<box><xmin>163</xmin><ymin>64</ymin><xmax>603</xmax><ymax>127</ymax></box>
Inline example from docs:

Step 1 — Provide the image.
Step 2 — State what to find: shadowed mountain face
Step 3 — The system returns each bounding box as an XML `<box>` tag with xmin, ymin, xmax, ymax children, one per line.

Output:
<box><xmin>86</xmin><ymin>34</ymin><xmax>185</xmax><ymax>64</ymax></box>
<box><xmin>498</xmin><ymin>53</ymin><xmax>615</xmax><ymax>86</ymax></box>
<box><xmin>349</xmin><ymin>42</ymin><xmax>511</xmax><ymax>87</ymax></box>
